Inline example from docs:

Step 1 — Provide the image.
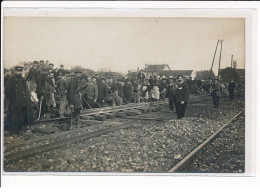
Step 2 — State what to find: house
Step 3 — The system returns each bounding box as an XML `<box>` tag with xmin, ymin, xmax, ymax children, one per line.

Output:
<box><xmin>159</xmin><ymin>70</ymin><xmax>194</xmax><ymax>79</ymax></box>
<box><xmin>143</xmin><ymin>64</ymin><xmax>171</xmax><ymax>77</ymax></box>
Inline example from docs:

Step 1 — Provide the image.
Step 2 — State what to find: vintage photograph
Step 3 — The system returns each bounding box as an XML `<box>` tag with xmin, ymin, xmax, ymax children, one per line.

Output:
<box><xmin>2</xmin><ymin>16</ymin><xmax>245</xmax><ymax>173</ymax></box>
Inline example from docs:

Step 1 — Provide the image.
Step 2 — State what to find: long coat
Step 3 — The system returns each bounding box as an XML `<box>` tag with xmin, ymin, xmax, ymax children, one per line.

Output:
<box><xmin>5</xmin><ymin>74</ymin><xmax>33</xmax><ymax>129</ymax></box>
<box><xmin>175</xmin><ymin>82</ymin><xmax>190</xmax><ymax>103</ymax></box>
<box><xmin>97</xmin><ymin>83</ymin><xmax>109</xmax><ymax>101</ymax></box>
<box><xmin>165</xmin><ymin>83</ymin><xmax>178</xmax><ymax>100</ymax></box>
<box><xmin>67</xmin><ymin>77</ymin><xmax>82</xmax><ymax>109</ymax></box>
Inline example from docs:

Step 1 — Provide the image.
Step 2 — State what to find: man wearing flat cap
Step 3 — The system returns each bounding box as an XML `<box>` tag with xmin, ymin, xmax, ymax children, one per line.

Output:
<box><xmin>36</xmin><ymin>66</ymin><xmax>54</xmax><ymax>119</ymax></box>
<box><xmin>5</xmin><ymin>66</ymin><xmax>33</xmax><ymax>134</ymax></box>
<box><xmin>97</xmin><ymin>77</ymin><xmax>109</xmax><ymax>107</ymax></box>
<box><xmin>165</xmin><ymin>77</ymin><xmax>178</xmax><ymax>113</ymax></box>
<box><xmin>67</xmin><ymin>71</ymin><xmax>82</xmax><ymax>123</ymax></box>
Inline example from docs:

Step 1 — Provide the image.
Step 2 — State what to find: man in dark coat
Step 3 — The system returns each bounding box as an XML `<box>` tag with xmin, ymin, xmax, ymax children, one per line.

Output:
<box><xmin>5</xmin><ymin>66</ymin><xmax>33</xmax><ymax>134</ymax></box>
<box><xmin>175</xmin><ymin>75</ymin><xmax>190</xmax><ymax>119</ymax></box>
<box><xmin>137</xmin><ymin>70</ymin><xmax>145</xmax><ymax>85</ymax></box>
<box><xmin>67</xmin><ymin>71</ymin><xmax>82</xmax><ymax>119</ymax></box>
<box><xmin>165</xmin><ymin>77</ymin><xmax>178</xmax><ymax>112</ymax></box>
<box><xmin>123</xmin><ymin>78</ymin><xmax>133</xmax><ymax>103</ymax></box>
<box><xmin>36</xmin><ymin>67</ymin><xmax>54</xmax><ymax>119</ymax></box>
<box><xmin>97</xmin><ymin>78</ymin><xmax>109</xmax><ymax>107</ymax></box>
<box><xmin>210</xmin><ymin>78</ymin><xmax>221</xmax><ymax>108</ymax></box>
<box><xmin>228</xmin><ymin>79</ymin><xmax>236</xmax><ymax>100</ymax></box>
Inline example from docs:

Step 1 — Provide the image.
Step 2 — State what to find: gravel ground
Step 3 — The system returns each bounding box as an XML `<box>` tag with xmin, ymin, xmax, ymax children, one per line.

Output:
<box><xmin>4</xmin><ymin>94</ymin><xmax>245</xmax><ymax>173</ymax></box>
<box><xmin>176</xmin><ymin>111</ymin><xmax>245</xmax><ymax>173</ymax></box>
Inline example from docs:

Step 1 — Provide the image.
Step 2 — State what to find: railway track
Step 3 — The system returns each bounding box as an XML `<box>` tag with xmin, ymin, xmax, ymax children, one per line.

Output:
<box><xmin>4</xmin><ymin>101</ymin><xmax>167</xmax><ymax>164</ymax></box>
<box><xmin>168</xmin><ymin>109</ymin><xmax>244</xmax><ymax>173</ymax></box>
<box><xmin>32</xmin><ymin>101</ymin><xmax>166</xmax><ymax>125</ymax></box>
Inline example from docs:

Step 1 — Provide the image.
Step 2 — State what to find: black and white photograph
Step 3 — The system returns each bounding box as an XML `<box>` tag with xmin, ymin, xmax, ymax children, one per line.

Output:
<box><xmin>2</xmin><ymin>5</ymin><xmax>255</xmax><ymax>180</ymax></box>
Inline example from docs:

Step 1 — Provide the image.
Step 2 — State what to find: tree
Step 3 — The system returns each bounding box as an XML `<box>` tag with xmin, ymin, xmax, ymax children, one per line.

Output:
<box><xmin>220</xmin><ymin>67</ymin><xmax>240</xmax><ymax>83</ymax></box>
<box><xmin>196</xmin><ymin>70</ymin><xmax>215</xmax><ymax>79</ymax></box>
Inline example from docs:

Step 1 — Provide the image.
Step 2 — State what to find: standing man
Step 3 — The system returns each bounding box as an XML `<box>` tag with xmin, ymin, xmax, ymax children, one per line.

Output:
<box><xmin>67</xmin><ymin>71</ymin><xmax>82</xmax><ymax>123</ymax></box>
<box><xmin>165</xmin><ymin>77</ymin><xmax>178</xmax><ymax>113</ymax></box>
<box><xmin>97</xmin><ymin>78</ymin><xmax>109</xmax><ymax>107</ymax></box>
<box><xmin>228</xmin><ymin>79</ymin><xmax>236</xmax><ymax>100</ymax></box>
<box><xmin>5</xmin><ymin>66</ymin><xmax>33</xmax><ymax>134</ymax></box>
<box><xmin>210</xmin><ymin>78</ymin><xmax>221</xmax><ymax>108</ymax></box>
<box><xmin>36</xmin><ymin>67</ymin><xmax>54</xmax><ymax>119</ymax></box>
<box><xmin>123</xmin><ymin>78</ymin><xmax>133</xmax><ymax>103</ymax></box>
<box><xmin>137</xmin><ymin>70</ymin><xmax>145</xmax><ymax>86</ymax></box>
<box><xmin>57</xmin><ymin>71</ymin><xmax>69</xmax><ymax>118</ymax></box>
<box><xmin>175</xmin><ymin>75</ymin><xmax>190</xmax><ymax>119</ymax></box>
<box><xmin>56</xmin><ymin>64</ymin><xmax>66</xmax><ymax>81</ymax></box>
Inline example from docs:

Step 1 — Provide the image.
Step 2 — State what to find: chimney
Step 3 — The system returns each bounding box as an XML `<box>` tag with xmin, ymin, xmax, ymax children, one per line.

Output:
<box><xmin>233</xmin><ymin>60</ymin><xmax>237</xmax><ymax>69</ymax></box>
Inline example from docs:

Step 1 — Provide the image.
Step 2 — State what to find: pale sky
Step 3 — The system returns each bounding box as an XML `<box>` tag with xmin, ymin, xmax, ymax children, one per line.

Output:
<box><xmin>4</xmin><ymin>17</ymin><xmax>244</xmax><ymax>74</ymax></box>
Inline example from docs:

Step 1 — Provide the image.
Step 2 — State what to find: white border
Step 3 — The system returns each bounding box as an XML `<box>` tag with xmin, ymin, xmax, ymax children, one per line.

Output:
<box><xmin>1</xmin><ymin>1</ymin><xmax>258</xmax><ymax>189</ymax></box>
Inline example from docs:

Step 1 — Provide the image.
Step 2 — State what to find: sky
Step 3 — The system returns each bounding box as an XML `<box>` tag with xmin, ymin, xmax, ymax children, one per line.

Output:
<box><xmin>4</xmin><ymin>17</ymin><xmax>244</xmax><ymax>74</ymax></box>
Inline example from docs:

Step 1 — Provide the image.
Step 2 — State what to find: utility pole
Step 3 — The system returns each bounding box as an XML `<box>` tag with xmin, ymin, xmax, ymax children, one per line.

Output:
<box><xmin>218</xmin><ymin>39</ymin><xmax>223</xmax><ymax>78</ymax></box>
<box><xmin>231</xmin><ymin>55</ymin><xmax>233</xmax><ymax>69</ymax></box>
<box><xmin>210</xmin><ymin>39</ymin><xmax>220</xmax><ymax>73</ymax></box>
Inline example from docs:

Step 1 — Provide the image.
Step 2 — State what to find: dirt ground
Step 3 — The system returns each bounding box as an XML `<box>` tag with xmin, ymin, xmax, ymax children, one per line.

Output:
<box><xmin>4</xmin><ymin>94</ymin><xmax>245</xmax><ymax>173</ymax></box>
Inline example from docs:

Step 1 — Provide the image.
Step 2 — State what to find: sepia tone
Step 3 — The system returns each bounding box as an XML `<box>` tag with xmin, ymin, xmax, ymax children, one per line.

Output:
<box><xmin>3</xmin><ymin>17</ymin><xmax>245</xmax><ymax>173</ymax></box>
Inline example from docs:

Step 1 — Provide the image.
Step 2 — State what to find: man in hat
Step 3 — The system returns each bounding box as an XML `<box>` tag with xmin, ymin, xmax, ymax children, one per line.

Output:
<box><xmin>5</xmin><ymin>66</ymin><xmax>33</xmax><ymax>134</ymax></box>
<box><xmin>159</xmin><ymin>76</ymin><xmax>167</xmax><ymax>100</ymax></box>
<box><xmin>36</xmin><ymin>66</ymin><xmax>54</xmax><ymax>119</ymax></box>
<box><xmin>67</xmin><ymin>71</ymin><xmax>82</xmax><ymax>122</ymax></box>
<box><xmin>165</xmin><ymin>77</ymin><xmax>178</xmax><ymax>113</ymax></box>
<box><xmin>137</xmin><ymin>70</ymin><xmax>145</xmax><ymax>85</ymax></box>
<box><xmin>39</xmin><ymin>60</ymin><xmax>45</xmax><ymax>68</ymax></box>
<box><xmin>111</xmin><ymin>79</ymin><xmax>123</xmax><ymax>106</ymax></box>
<box><xmin>228</xmin><ymin>78</ymin><xmax>236</xmax><ymax>100</ymax></box>
<box><xmin>97</xmin><ymin>78</ymin><xmax>109</xmax><ymax>107</ymax></box>
<box><xmin>123</xmin><ymin>78</ymin><xmax>133</xmax><ymax>103</ymax></box>
<box><xmin>57</xmin><ymin>70</ymin><xmax>69</xmax><ymax>118</ymax></box>
<box><xmin>175</xmin><ymin>75</ymin><xmax>190</xmax><ymax>119</ymax></box>
<box><xmin>57</xmin><ymin>64</ymin><xmax>66</xmax><ymax>81</ymax></box>
<box><xmin>26</xmin><ymin>61</ymin><xmax>41</xmax><ymax>92</ymax></box>
<box><xmin>210</xmin><ymin>77</ymin><xmax>221</xmax><ymax>108</ymax></box>
<box><xmin>48</xmin><ymin>63</ymin><xmax>57</xmax><ymax>82</ymax></box>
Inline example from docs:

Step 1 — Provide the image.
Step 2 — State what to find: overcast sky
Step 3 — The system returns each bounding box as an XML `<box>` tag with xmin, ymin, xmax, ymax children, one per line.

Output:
<box><xmin>4</xmin><ymin>17</ymin><xmax>244</xmax><ymax>74</ymax></box>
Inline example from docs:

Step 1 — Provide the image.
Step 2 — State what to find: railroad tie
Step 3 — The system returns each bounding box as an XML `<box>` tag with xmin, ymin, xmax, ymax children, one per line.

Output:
<box><xmin>115</xmin><ymin>111</ymin><xmax>126</xmax><ymax>118</ymax></box>
<box><xmin>93</xmin><ymin>114</ymin><xmax>106</xmax><ymax>121</ymax></box>
<box><xmin>102</xmin><ymin>112</ymin><xmax>116</xmax><ymax>119</ymax></box>
<box><xmin>79</xmin><ymin>115</ymin><xmax>96</xmax><ymax>120</ymax></box>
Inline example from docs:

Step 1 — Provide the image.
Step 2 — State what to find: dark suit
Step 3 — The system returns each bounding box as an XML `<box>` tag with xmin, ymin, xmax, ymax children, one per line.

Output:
<box><xmin>165</xmin><ymin>83</ymin><xmax>178</xmax><ymax>111</ymax></box>
<box><xmin>175</xmin><ymin>82</ymin><xmax>190</xmax><ymax>119</ymax></box>
<box><xmin>97</xmin><ymin>83</ymin><xmax>109</xmax><ymax>107</ymax></box>
<box><xmin>67</xmin><ymin>76</ymin><xmax>81</xmax><ymax>116</ymax></box>
<box><xmin>5</xmin><ymin>74</ymin><xmax>33</xmax><ymax>133</ymax></box>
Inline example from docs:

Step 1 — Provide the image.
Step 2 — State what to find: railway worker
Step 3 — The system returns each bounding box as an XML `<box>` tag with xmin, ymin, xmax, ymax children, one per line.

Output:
<box><xmin>137</xmin><ymin>70</ymin><xmax>145</xmax><ymax>85</ymax></box>
<box><xmin>151</xmin><ymin>80</ymin><xmax>160</xmax><ymax>102</ymax></box>
<box><xmin>97</xmin><ymin>78</ymin><xmax>109</xmax><ymax>107</ymax></box>
<box><xmin>5</xmin><ymin>66</ymin><xmax>33</xmax><ymax>135</ymax></box>
<box><xmin>210</xmin><ymin>78</ymin><xmax>221</xmax><ymax>108</ymax></box>
<box><xmin>56</xmin><ymin>64</ymin><xmax>66</xmax><ymax>81</ymax></box>
<box><xmin>159</xmin><ymin>76</ymin><xmax>167</xmax><ymax>101</ymax></box>
<box><xmin>111</xmin><ymin>79</ymin><xmax>123</xmax><ymax>106</ymax></box>
<box><xmin>48</xmin><ymin>63</ymin><xmax>58</xmax><ymax>82</ymax></box>
<box><xmin>141</xmin><ymin>79</ymin><xmax>150</xmax><ymax>102</ymax></box>
<box><xmin>26</xmin><ymin>61</ymin><xmax>42</xmax><ymax>93</ymax></box>
<box><xmin>57</xmin><ymin>71</ymin><xmax>69</xmax><ymax>118</ymax></box>
<box><xmin>36</xmin><ymin>67</ymin><xmax>54</xmax><ymax>119</ymax></box>
<box><xmin>228</xmin><ymin>79</ymin><xmax>236</xmax><ymax>100</ymax></box>
<box><xmin>67</xmin><ymin>71</ymin><xmax>82</xmax><ymax>123</ymax></box>
<box><xmin>165</xmin><ymin>77</ymin><xmax>178</xmax><ymax>113</ymax></box>
<box><xmin>39</xmin><ymin>60</ymin><xmax>45</xmax><ymax>68</ymax></box>
<box><xmin>123</xmin><ymin>78</ymin><xmax>133</xmax><ymax>103</ymax></box>
<box><xmin>175</xmin><ymin>75</ymin><xmax>190</xmax><ymax>119</ymax></box>
<box><xmin>80</xmin><ymin>76</ymin><xmax>98</xmax><ymax>109</ymax></box>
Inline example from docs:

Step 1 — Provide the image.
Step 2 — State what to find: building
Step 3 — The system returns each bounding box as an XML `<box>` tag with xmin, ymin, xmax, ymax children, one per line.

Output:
<box><xmin>159</xmin><ymin>70</ymin><xmax>195</xmax><ymax>79</ymax></box>
<box><xmin>143</xmin><ymin>64</ymin><xmax>171</xmax><ymax>77</ymax></box>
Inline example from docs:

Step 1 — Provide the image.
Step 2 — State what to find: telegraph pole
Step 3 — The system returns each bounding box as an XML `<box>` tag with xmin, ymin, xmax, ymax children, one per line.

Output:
<box><xmin>210</xmin><ymin>39</ymin><xmax>220</xmax><ymax>73</ymax></box>
<box><xmin>218</xmin><ymin>39</ymin><xmax>223</xmax><ymax>78</ymax></box>
<box><xmin>231</xmin><ymin>55</ymin><xmax>233</xmax><ymax>69</ymax></box>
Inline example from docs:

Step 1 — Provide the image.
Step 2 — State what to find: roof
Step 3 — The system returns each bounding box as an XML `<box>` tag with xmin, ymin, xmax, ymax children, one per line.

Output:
<box><xmin>159</xmin><ymin>70</ymin><xmax>193</xmax><ymax>76</ymax></box>
<box><xmin>143</xmin><ymin>64</ymin><xmax>169</xmax><ymax>72</ymax></box>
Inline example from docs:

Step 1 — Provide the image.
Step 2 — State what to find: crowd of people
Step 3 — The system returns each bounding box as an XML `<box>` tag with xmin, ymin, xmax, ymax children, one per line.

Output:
<box><xmin>3</xmin><ymin>60</ymin><xmax>245</xmax><ymax>135</ymax></box>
